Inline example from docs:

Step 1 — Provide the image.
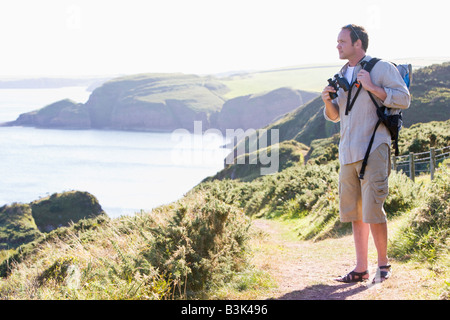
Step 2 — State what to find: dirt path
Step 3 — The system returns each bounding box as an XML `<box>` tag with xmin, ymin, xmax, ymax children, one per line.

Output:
<box><xmin>249</xmin><ymin>219</ymin><xmax>439</xmax><ymax>300</ymax></box>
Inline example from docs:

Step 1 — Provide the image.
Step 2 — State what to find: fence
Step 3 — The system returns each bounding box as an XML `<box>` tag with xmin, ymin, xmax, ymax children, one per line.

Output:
<box><xmin>392</xmin><ymin>146</ymin><xmax>450</xmax><ymax>181</ymax></box>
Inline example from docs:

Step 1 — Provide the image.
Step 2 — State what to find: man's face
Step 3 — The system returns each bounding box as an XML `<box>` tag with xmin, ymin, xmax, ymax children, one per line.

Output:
<box><xmin>336</xmin><ymin>29</ymin><xmax>355</xmax><ymax>60</ymax></box>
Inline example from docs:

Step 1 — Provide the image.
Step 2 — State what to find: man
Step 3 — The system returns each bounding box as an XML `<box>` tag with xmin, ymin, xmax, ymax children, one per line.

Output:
<box><xmin>322</xmin><ymin>24</ymin><xmax>410</xmax><ymax>283</ymax></box>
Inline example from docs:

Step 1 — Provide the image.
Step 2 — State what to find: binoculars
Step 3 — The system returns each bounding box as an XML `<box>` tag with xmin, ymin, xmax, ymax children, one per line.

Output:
<box><xmin>327</xmin><ymin>74</ymin><xmax>351</xmax><ymax>99</ymax></box>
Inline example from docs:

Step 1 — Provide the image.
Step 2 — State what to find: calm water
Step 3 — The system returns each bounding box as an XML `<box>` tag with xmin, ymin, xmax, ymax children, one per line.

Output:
<box><xmin>0</xmin><ymin>87</ymin><xmax>229</xmax><ymax>217</ymax></box>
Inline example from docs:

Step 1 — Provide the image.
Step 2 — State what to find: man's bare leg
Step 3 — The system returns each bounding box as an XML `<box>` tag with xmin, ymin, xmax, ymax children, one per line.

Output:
<box><xmin>352</xmin><ymin>220</ymin><xmax>370</xmax><ymax>275</ymax></box>
<box><xmin>370</xmin><ymin>222</ymin><xmax>389</xmax><ymax>267</ymax></box>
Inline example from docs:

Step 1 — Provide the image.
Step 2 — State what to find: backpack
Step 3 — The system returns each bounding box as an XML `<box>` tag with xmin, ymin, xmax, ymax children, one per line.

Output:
<box><xmin>358</xmin><ymin>58</ymin><xmax>412</xmax><ymax>180</ymax></box>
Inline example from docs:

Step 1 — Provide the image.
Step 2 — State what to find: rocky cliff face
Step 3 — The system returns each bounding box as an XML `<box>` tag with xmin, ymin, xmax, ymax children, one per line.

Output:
<box><xmin>210</xmin><ymin>87</ymin><xmax>317</xmax><ymax>132</ymax></box>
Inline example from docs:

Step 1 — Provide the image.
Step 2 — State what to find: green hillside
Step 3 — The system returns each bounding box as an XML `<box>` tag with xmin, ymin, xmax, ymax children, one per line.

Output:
<box><xmin>6</xmin><ymin>61</ymin><xmax>447</xmax><ymax>135</ymax></box>
<box><xmin>92</xmin><ymin>73</ymin><xmax>229</xmax><ymax>113</ymax></box>
<box><xmin>398</xmin><ymin>119</ymin><xmax>450</xmax><ymax>154</ymax></box>
<box><xmin>224</xmin><ymin>95</ymin><xmax>340</xmax><ymax>177</ymax></box>
<box><xmin>0</xmin><ymin>191</ymin><xmax>105</xmax><ymax>251</ymax></box>
<box><xmin>207</xmin><ymin>140</ymin><xmax>309</xmax><ymax>182</ymax></box>
<box><xmin>402</xmin><ymin>62</ymin><xmax>450</xmax><ymax>127</ymax></box>
<box><xmin>0</xmin><ymin>204</ymin><xmax>40</xmax><ymax>250</ymax></box>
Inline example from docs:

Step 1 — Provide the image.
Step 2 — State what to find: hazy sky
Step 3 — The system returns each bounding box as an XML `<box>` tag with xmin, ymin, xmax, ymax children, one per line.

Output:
<box><xmin>1</xmin><ymin>0</ymin><xmax>449</xmax><ymax>77</ymax></box>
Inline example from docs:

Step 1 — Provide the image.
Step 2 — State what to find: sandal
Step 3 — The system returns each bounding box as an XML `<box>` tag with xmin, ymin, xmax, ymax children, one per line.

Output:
<box><xmin>335</xmin><ymin>270</ymin><xmax>369</xmax><ymax>283</ymax></box>
<box><xmin>372</xmin><ymin>265</ymin><xmax>392</xmax><ymax>284</ymax></box>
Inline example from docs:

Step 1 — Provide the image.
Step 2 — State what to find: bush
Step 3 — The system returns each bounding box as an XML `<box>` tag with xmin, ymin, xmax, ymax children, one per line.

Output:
<box><xmin>142</xmin><ymin>193</ymin><xmax>251</xmax><ymax>295</ymax></box>
<box><xmin>398</xmin><ymin>120</ymin><xmax>450</xmax><ymax>155</ymax></box>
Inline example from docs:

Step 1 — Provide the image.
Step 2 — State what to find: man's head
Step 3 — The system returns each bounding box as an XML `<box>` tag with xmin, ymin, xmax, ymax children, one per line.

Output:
<box><xmin>337</xmin><ymin>24</ymin><xmax>369</xmax><ymax>61</ymax></box>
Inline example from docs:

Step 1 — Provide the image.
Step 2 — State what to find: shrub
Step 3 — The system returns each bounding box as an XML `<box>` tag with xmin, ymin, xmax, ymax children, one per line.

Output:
<box><xmin>141</xmin><ymin>193</ymin><xmax>251</xmax><ymax>296</ymax></box>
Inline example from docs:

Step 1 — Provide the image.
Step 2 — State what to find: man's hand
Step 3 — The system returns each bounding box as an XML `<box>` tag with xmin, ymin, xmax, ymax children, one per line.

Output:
<box><xmin>322</xmin><ymin>86</ymin><xmax>339</xmax><ymax>121</ymax></box>
<box><xmin>357</xmin><ymin>69</ymin><xmax>387</xmax><ymax>101</ymax></box>
<box><xmin>356</xmin><ymin>69</ymin><xmax>373</xmax><ymax>90</ymax></box>
<box><xmin>321</xmin><ymin>86</ymin><xmax>336</xmax><ymax>103</ymax></box>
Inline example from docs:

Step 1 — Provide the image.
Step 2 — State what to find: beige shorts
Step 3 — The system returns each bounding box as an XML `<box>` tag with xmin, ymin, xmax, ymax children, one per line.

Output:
<box><xmin>338</xmin><ymin>143</ymin><xmax>391</xmax><ymax>224</ymax></box>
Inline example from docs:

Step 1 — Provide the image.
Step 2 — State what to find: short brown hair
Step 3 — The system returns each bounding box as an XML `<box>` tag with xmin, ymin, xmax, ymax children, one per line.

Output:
<box><xmin>342</xmin><ymin>24</ymin><xmax>369</xmax><ymax>52</ymax></box>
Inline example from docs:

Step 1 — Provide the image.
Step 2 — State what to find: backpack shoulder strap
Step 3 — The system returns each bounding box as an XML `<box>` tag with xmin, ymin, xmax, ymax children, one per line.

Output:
<box><xmin>363</xmin><ymin>58</ymin><xmax>382</xmax><ymax>109</ymax></box>
<box><xmin>362</xmin><ymin>57</ymin><xmax>381</xmax><ymax>73</ymax></box>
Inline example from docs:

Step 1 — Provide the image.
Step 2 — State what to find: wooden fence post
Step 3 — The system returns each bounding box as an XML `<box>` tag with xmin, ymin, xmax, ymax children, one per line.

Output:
<box><xmin>430</xmin><ymin>148</ymin><xmax>436</xmax><ymax>180</ymax></box>
<box><xmin>409</xmin><ymin>152</ymin><xmax>415</xmax><ymax>182</ymax></box>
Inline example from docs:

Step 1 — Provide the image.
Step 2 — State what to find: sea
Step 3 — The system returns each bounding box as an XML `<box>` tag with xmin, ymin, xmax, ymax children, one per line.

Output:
<box><xmin>0</xmin><ymin>86</ymin><xmax>230</xmax><ymax>218</ymax></box>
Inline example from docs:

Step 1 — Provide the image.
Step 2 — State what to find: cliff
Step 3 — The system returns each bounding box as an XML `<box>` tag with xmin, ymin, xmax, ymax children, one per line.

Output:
<box><xmin>210</xmin><ymin>87</ymin><xmax>318</xmax><ymax>132</ymax></box>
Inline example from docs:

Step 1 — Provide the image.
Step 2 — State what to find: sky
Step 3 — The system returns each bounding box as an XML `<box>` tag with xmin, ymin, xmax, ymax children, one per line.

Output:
<box><xmin>0</xmin><ymin>0</ymin><xmax>449</xmax><ymax>77</ymax></box>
